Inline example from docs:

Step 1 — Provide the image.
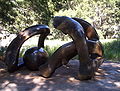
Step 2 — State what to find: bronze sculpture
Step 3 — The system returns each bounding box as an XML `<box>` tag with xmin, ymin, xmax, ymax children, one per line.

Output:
<box><xmin>23</xmin><ymin>30</ymin><xmax>49</xmax><ymax>70</ymax></box>
<box><xmin>5</xmin><ymin>25</ymin><xmax>50</xmax><ymax>72</ymax></box>
<box><xmin>4</xmin><ymin>16</ymin><xmax>104</xmax><ymax>80</ymax></box>
<box><xmin>23</xmin><ymin>47</ymin><xmax>48</xmax><ymax>71</ymax></box>
<box><xmin>72</xmin><ymin>17</ymin><xmax>99</xmax><ymax>41</ymax></box>
<box><xmin>39</xmin><ymin>16</ymin><xmax>103</xmax><ymax>80</ymax></box>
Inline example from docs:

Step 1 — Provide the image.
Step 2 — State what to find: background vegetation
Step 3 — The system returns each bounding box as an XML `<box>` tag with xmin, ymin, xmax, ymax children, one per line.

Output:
<box><xmin>104</xmin><ymin>39</ymin><xmax>120</xmax><ymax>61</ymax></box>
<box><xmin>0</xmin><ymin>0</ymin><xmax>120</xmax><ymax>38</ymax></box>
<box><xmin>0</xmin><ymin>0</ymin><xmax>120</xmax><ymax>61</ymax></box>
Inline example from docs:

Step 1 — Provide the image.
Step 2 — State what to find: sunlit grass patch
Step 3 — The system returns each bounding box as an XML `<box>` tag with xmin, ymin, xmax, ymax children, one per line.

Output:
<box><xmin>19</xmin><ymin>44</ymin><xmax>60</xmax><ymax>57</ymax></box>
<box><xmin>1</xmin><ymin>39</ymin><xmax>120</xmax><ymax>62</ymax></box>
<box><xmin>103</xmin><ymin>39</ymin><xmax>120</xmax><ymax>61</ymax></box>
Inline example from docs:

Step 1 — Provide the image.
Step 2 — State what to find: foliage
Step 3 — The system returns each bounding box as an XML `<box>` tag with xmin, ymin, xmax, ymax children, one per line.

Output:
<box><xmin>0</xmin><ymin>0</ymin><xmax>16</xmax><ymax>24</ymax></box>
<box><xmin>0</xmin><ymin>46</ymin><xmax>7</xmax><ymax>56</ymax></box>
<box><xmin>55</xmin><ymin>0</ymin><xmax>120</xmax><ymax>39</ymax></box>
<box><xmin>0</xmin><ymin>0</ymin><xmax>120</xmax><ymax>40</ymax></box>
<box><xmin>0</xmin><ymin>0</ymin><xmax>17</xmax><ymax>33</ymax></box>
<box><xmin>45</xmin><ymin>45</ymin><xmax>59</xmax><ymax>56</ymax></box>
<box><xmin>0</xmin><ymin>46</ymin><xmax>7</xmax><ymax>61</ymax></box>
<box><xmin>0</xmin><ymin>0</ymin><xmax>68</xmax><ymax>33</ymax></box>
<box><xmin>103</xmin><ymin>39</ymin><xmax>120</xmax><ymax>61</ymax></box>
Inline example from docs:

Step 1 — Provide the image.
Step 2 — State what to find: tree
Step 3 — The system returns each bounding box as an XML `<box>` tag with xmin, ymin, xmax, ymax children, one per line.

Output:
<box><xmin>0</xmin><ymin>0</ymin><xmax>68</xmax><ymax>34</ymax></box>
<box><xmin>55</xmin><ymin>0</ymin><xmax>120</xmax><ymax>39</ymax></box>
<box><xmin>0</xmin><ymin>0</ymin><xmax>17</xmax><ymax>32</ymax></box>
<box><xmin>0</xmin><ymin>0</ymin><xmax>120</xmax><ymax>39</ymax></box>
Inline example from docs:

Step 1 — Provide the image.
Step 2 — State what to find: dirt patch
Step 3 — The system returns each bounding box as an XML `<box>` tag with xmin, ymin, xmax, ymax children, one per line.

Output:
<box><xmin>0</xmin><ymin>60</ymin><xmax>120</xmax><ymax>91</ymax></box>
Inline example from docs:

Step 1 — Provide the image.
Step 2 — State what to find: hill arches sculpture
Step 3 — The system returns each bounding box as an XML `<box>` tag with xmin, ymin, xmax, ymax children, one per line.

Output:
<box><xmin>4</xmin><ymin>16</ymin><xmax>104</xmax><ymax>80</ymax></box>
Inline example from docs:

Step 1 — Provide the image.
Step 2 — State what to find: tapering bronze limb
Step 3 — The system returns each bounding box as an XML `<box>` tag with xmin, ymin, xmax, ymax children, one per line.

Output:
<box><xmin>38</xmin><ymin>41</ymin><xmax>77</xmax><ymax>77</ymax></box>
<box><xmin>39</xmin><ymin>40</ymin><xmax>103</xmax><ymax>78</ymax></box>
<box><xmin>5</xmin><ymin>25</ymin><xmax>50</xmax><ymax>72</ymax></box>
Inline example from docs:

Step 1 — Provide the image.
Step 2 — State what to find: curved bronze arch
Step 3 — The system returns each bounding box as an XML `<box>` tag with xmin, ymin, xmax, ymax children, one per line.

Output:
<box><xmin>5</xmin><ymin>24</ymin><xmax>50</xmax><ymax>72</ymax></box>
<box><xmin>72</xmin><ymin>17</ymin><xmax>99</xmax><ymax>41</ymax></box>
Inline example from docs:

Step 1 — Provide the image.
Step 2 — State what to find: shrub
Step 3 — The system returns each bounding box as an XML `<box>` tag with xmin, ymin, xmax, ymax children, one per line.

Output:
<box><xmin>103</xmin><ymin>39</ymin><xmax>120</xmax><ymax>61</ymax></box>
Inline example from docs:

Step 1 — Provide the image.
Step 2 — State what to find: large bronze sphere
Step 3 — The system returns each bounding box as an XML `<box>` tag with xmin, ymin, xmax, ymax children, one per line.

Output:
<box><xmin>23</xmin><ymin>47</ymin><xmax>48</xmax><ymax>70</ymax></box>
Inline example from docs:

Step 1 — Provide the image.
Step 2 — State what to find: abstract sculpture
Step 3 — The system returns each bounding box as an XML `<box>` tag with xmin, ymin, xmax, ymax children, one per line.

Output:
<box><xmin>53</xmin><ymin>16</ymin><xmax>103</xmax><ymax>80</ymax></box>
<box><xmin>5</xmin><ymin>25</ymin><xmax>50</xmax><ymax>72</ymax></box>
<box><xmin>4</xmin><ymin>16</ymin><xmax>104</xmax><ymax>80</ymax></box>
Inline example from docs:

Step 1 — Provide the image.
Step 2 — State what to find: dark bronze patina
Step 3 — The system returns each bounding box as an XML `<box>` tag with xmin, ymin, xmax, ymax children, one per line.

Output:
<box><xmin>5</xmin><ymin>25</ymin><xmax>50</xmax><ymax>72</ymax></box>
<box><xmin>23</xmin><ymin>27</ymin><xmax>49</xmax><ymax>71</ymax></box>
<box><xmin>38</xmin><ymin>16</ymin><xmax>104</xmax><ymax>80</ymax></box>
<box><xmin>72</xmin><ymin>17</ymin><xmax>99</xmax><ymax>41</ymax></box>
<box><xmin>5</xmin><ymin>16</ymin><xmax>104</xmax><ymax>80</ymax></box>
<box><xmin>52</xmin><ymin>16</ymin><xmax>104</xmax><ymax>80</ymax></box>
<box><xmin>38</xmin><ymin>40</ymin><xmax>103</xmax><ymax>78</ymax></box>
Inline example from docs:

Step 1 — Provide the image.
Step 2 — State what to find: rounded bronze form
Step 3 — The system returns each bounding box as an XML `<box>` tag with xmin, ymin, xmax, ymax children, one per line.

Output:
<box><xmin>23</xmin><ymin>47</ymin><xmax>48</xmax><ymax>71</ymax></box>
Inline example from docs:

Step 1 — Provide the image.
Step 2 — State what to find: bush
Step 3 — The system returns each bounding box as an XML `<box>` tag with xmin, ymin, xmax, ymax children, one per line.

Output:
<box><xmin>0</xmin><ymin>46</ymin><xmax>7</xmax><ymax>61</ymax></box>
<box><xmin>103</xmin><ymin>39</ymin><xmax>120</xmax><ymax>61</ymax></box>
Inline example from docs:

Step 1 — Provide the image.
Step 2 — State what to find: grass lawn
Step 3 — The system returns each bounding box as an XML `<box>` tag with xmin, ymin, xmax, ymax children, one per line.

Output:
<box><xmin>0</xmin><ymin>39</ymin><xmax>120</xmax><ymax>62</ymax></box>
<box><xmin>20</xmin><ymin>39</ymin><xmax>120</xmax><ymax>62</ymax></box>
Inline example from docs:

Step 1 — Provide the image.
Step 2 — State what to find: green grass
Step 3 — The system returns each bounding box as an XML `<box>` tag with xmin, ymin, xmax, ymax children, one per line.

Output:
<box><xmin>0</xmin><ymin>46</ymin><xmax>7</xmax><ymax>57</ymax></box>
<box><xmin>0</xmin><ymin>39</ymin><xmax>120</xmax><ymax>62</ymax></box>
<box><xmin>19</xmin><ymin>45</ymin><xmax>60</xmax><ymax>57</ymax></box>
<box><xmin>45</xmin><ymin>45</ymin><xmax>59</xmax><ymax>56</ymax></box>
<box><xmin>103</xmin><ymin>39</ymin><xmax>120</xmax><ymax>61</ymax></box>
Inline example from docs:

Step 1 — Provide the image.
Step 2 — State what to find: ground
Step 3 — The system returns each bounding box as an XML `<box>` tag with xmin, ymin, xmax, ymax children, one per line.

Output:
<box><xmin>0</xmin><ymin>60</ymin><xmax>120</xmax><ymax>91</ymax></box>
